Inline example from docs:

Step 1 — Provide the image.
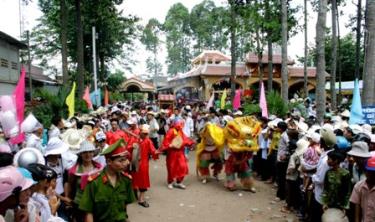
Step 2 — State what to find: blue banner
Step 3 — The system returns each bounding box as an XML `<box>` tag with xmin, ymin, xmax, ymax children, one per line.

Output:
<box><xmin>362</xmin><ymin>106</ymin><xmax>375</xmax><ymax>125</ymax></box>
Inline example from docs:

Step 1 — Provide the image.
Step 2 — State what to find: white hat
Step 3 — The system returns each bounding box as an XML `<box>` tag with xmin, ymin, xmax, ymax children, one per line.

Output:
<box><xmin>126</xmin><ymin>119</ymin><xmax>136</xmax><ymax>125</ymax></box>
<box><xmin>140</xmin><ymin>124</ymin><xmax>150</xmax><ymax>134</ymax></box>
<box><xmin>95</xmin><ymin>131</ymin><xmax>106</xmax><ymax>142</ymax></box>
<box><xmin>306</xmin><ymin>132</ymin><xmax>321</xmax><ymax>143</ymax></box>
<box><xmin>185</xmin><ymin>105</ymin><xmax>191</xmax><ymax>110</ymax></box>
<box><xmin>268</xmin><ymin>115</ymin><xmax>277</xmax><ymax>121</ymax></box>
<box><xmin>13</xmin><ymin>147</ymin><xmax>45</xmax><ymax>168</ymax></box>
<box><xmin>131</xmin><ymin>111</ymin><xmax>137</xmax><ymax>115</ymax></box>
<box><xmin>362</xmin><ymin>124</ymin><xmax>372</xmax><ymax>133</ymax></box>
<box><xmin>111</xmin><ymin>106</ymin><xmax>120</xmax><ymax>114</ymax></box>
<box><xmin>347</xmin><ymin>141</ymin><xmax>372</xmax><ymax>158</ymax></box>
<box><xmin>0</xmin><ymin>111</ymin><xmax>18</xmax><ymax>137</ymax></box>
<box><xmin>61</xmin><ymin>128</ymin><xmax>84</xmax><ymax>150</ymax></box>
<box><xmin>349</xmin><ymin>124</ymin><xmax>363</xmax><ymax>135</ymax></box>
<box><xmin>75</xmin><ymin>140</ymin><xmax>96</xmax><ymax>154</ymax></box>
<box><xmin>147</xmin><ymin>111</ymin><xmax>156</xmax><ymax>116</ymax></box>
<box><xmin>44</xmin><ymin>137</ymin><xmax>69</xmax><ymax>156</ymax></box>
<box><xmin>21</xmin><ymin>113</ymin><xmax>42</xmax><ymax>133</ymax></box>
<box><xmin>0</xmin><ymin>166</ymin><xmax>34</xmax><ymax>202</ymax></box>
<box><xmin>340</xmin><ymin>110</ymin><xmax>350</xmax><ymax>118</ymax></box>
<box><xmin>234</xmin><ymin>110</ymin><xmax>243</xmax><ymax>116</ymax></box>
<box><xmin>297</xmin><ymin>121</ymin><xmax>309</xmax><ymax>133</ymax></box>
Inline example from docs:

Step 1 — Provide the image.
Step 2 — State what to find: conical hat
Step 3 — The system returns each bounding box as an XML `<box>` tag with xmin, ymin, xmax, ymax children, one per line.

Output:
<box><xmin>0</xmin><ymin>95</ymin><xmax>16</xmax><ymax>112</ymax></box>
<box><xmin>21</xmin><ymin>114</ymin><xmax>41</xmax><ymax>133</ymax></box>
<box><xmin>0</xmin><ymin>111</ymin><xmax>18</xmax><ymax>136</ymax></box>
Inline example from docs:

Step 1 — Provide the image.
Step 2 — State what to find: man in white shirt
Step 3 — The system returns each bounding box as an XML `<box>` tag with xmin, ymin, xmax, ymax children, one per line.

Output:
<box><xmin>147</xmin><ymin>111</ymin><xmax>160</xmax><ymax>149</ymax></box>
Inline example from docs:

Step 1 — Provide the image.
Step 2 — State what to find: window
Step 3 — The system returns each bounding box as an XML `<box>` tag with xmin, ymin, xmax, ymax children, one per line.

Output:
<box><xmin>0</xmin><ymin>58</ymin><xmax>8</xmax><ymax>68</ymax></box>
<box><xmin>11</xmin><ymin>62</ymin><xmax>17</xmax><ymax>70</ymax></box>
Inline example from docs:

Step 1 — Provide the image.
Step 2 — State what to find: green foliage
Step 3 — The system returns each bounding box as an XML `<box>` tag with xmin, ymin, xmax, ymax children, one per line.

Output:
<box><xmin>266</xmin><ymin>90</ymin><xmax>288</xmax><ymax>117</ymax></box>
<box><xmin>107</xmin><ymin>69</ymin><xmax>126</xmax><ymax>91</ymax></box>
<box><xmin>163</xmin><ymin>3</ymin><xmax>192</xmax><ymax>75</ymax></box>
<box><xmin>29</xmin><ymin>0</ymin><xmax>139</xmax><ymax>80</ymax></box>
<box><xmin>75</xmin><ymin>98</ymin><xmax>89</xmax><ymax>114</ymax></box>
<box><xmin>298</xmin><ymin>33</ymin><xmax>364</xmax><ymax>81</ymax></box>
<box><xmin>243</xmin><ymin>102</ymin><xmax>261</xmax><ymax>115</ymax></box>
<box><xmin>110</xmin><ymin>91</ymin><xmax>125</xmax><ymax>103</ymax></box>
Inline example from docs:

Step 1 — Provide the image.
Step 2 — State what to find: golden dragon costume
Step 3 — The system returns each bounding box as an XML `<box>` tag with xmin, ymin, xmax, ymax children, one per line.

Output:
<box><xmin>223</xmin><ymin>116</ymin><xmax>262</xmax><ymax>191</ymax></box>
<box><xmin>195</xmin><ymin>123</ymin><xmax>225</xmax><ymax>183</ymax></box>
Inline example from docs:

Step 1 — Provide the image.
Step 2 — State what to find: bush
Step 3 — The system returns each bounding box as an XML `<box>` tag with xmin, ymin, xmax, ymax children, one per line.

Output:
<box><xmin>243</xmin><ymin>102</ymin><xmax>261</xmax><ymax>115</ymax></box>
<box><xmin>266</xmin><ymin>90</ymin><xmax>289</xmax><ymax>117</ymax></box>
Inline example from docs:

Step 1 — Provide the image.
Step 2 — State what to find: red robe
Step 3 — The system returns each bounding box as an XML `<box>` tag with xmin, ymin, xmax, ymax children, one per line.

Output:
<box><xmin>160</xmin><ymin>128</ymin><xmax>194</xmax><ymax>182</ymax></box>
<box><xmin>125</xmin><ymin>128</ymin><xmax>140</xmax><ymax>152</ymax></box>
<box><xmin>131</xmin><ymin>137</ymin><xmax>158</xmax><ymax>189</ymax></box>
<box><xmin>106</xmin><ymin>129</ymin><xmax>128</xmax><ymax>145</ymax></box>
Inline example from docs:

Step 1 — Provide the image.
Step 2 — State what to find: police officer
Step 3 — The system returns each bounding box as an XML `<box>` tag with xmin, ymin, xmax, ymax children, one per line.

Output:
<box><xmin>79</xmin><ymin>138</ymin><xmax>135</xmax><ymax>222</ymax></box>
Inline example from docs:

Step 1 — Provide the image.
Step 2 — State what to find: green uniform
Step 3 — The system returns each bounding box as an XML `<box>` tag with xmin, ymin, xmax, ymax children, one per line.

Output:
<box><xmin>79</xmin><ymin>168</ymin><xmax>136</xmax><ymax>222</ymax></box>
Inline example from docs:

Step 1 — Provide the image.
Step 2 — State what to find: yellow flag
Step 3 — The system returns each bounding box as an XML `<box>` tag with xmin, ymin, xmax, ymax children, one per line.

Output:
<box><xmin>220</xmin><ymin>88</ymin><xmax>227</xmax><ymax>109</ymax></box>
<box><xmin>65</xmin><ymin>82</ymin><xmax>76</xmax><ymax>118</ymax></box>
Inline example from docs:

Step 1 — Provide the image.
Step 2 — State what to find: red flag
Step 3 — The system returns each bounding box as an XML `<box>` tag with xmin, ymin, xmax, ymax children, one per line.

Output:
<box><xmin>83</xmin><ymin>86</ymin><xmax>93</xmax><ymax>109</ymax></box>
<box><xmin>10</xmin><ymin>67</ymin><xmax>26</xmax><ymax>144</ymax></box>
<box><xmin>104</xmin><ymin>87</ymin><xmax>109</xmax><ymax>106</ymax></box>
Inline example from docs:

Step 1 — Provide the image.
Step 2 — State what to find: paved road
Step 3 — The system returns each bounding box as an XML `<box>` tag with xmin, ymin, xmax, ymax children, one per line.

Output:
<box><xmin>128</xmin><ymin>151</ymin><xmax>297</xmax><ymax>222</ymax></box>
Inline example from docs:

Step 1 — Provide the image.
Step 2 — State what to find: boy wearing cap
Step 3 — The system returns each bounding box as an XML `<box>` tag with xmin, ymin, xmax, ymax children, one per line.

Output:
<box><xmin>131</xmin><ymin>125</ymin><xmax>159</xmax><ymax>208</ymax></box>
<box><xmin>350</xmin><ymin>155</ymin><xmax>375</xmax><ymax>222</ymax></box>
<box><xmin>79</xmin><ymin>139</ymin><xmax>135</xmax><ymax>222</ymax></box>
<box><xmin>106</xmin><ymin>118</ymin><xmax>128</xmax><ymax>145</ymax></box>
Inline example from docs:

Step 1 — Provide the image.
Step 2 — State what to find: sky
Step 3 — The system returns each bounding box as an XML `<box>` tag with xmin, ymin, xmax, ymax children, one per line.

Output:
<box><xmin>0</xmin><ymin>0</ymin><xmax>359</xmax><ymax>77</ymax></box>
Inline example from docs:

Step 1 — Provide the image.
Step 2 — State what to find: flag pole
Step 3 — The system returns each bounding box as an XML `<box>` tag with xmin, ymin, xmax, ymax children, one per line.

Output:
<box><xmin>92</xmin><ymin>26</ymin><xmax>99</xmax><ymax>106</ymax></box>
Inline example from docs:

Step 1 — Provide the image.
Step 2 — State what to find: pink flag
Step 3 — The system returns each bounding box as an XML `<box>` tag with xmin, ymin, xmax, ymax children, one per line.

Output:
<box><xmin>10</xmin><ymin>67</ymin><xmax>26</xmax><ymax>144</ymax></box>
<box><xmin>259</xmin><ymin>81</ymin><xmax>268</xmax><ymax>118</ymax></box>
<box><xmin>206</xmin><ymin>92</ymin><xmax>214</xmax><ymax>110</ymax></box>
<box><xmin>83</xmin><ymin>86</ymin><xmax>93</xmax><ymax>109</ymax></box>
<box><xmin>233</xmin><ymin>89</ymin><xmax>242</xmax><ymax>110</ymax></box>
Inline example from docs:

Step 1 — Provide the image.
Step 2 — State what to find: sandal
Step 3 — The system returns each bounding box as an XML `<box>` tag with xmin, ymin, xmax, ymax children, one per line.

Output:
<box><xmin>138</xmin><ymin>201</ymin><xmax>150</xmax><ymax>208</ymax></box>
<box><xmin>280</xmin><ymin>206</ymin><xmax>292</xmax><ymax>214</ymax></box>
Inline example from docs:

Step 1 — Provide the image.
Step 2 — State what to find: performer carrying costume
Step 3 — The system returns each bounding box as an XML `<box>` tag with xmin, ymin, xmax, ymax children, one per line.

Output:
<box><xmin>223</xmin><ymin>116</ymin><xmax>261</xmax><ymax>192</ymax></box>
<box><xmin>196</xmin><ymin>123</ymin><xmax>224</xmax><ymax>184</ymax></box>
<box><xmin>131</xmin><ymin>124</ymin><xmax>159</xmax><ymax>208</ymax></box>
<box><xmin>161</xmin><ymin>119</ymin><xmax>194</xmax><ymax>189</ymax></box>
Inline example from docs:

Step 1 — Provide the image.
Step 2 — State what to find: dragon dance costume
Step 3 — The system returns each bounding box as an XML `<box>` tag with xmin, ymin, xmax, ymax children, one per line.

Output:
<box><xmin>222</xmin><ymin>116</ymin><xmax>262</xmax><ymax>191</ymax></box>
<box><xmin>196</xmin><ymin>123</ymin><xmax>225</xmax><ymax>183</ymax></box>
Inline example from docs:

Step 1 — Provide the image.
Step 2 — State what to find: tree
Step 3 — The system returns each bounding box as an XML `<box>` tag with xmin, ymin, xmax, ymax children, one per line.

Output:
<box><xmin>362</xmin><ymin>0</ymin><xmax>375</xmax><ymax>105</ymax></box>
<box><xmin>75</xmin><ymin>0</ymin><xmax>85</xmax><ymax>95</ymax></box>
<box><xmin>107</xmin><ymin>69</ymin><xmax>126</xmax><ymax>91</ymax></box>
<box><xmin>315</xmin><ymin>0</ymin><xmax>328</xmax><ymax>123</ymax></box>
<box><xmin>60</xmin><ymin>0</ymin><xmax>68</xmax><ymax>84</ymax></box>
<box><xmin>164</xmin><ymin>3</ymin><xmax>192</xmax><ymax>75</ymax></box>
<box><xmin>281</xmin><ymin>0</ymin><xmax>288</xmax><ymax>102</ymax></box>
<box><xmin>330</xmin><ymin>0</ymin><xmax>338</xmax><ymax>110</ymax></box>
<box><xmin>141</xmin><ymin>18</ymin><xmax>163</xmax><ymax>78</ymax></box>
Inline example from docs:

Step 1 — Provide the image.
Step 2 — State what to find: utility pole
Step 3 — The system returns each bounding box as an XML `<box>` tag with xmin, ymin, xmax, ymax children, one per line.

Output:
<box><xmin>92</xmin><ymin>26</ymin><xmax>99</xmax><ymax>106</ymax></box>
<box><xmin>27</xmin><ymin>30</ymin><xmax>32</xmax><ymax>100</ymax></box>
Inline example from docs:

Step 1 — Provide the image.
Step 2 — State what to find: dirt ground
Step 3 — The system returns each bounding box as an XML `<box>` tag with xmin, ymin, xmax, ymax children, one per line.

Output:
<box><xmin>128</xmin><ymin>151</ymin><xmax>297</xmax><ymax>222</ymax></box>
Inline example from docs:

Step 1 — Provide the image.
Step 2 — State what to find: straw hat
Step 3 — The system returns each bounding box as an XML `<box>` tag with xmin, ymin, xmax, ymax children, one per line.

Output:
<box><xmin>349</xmin><ymin>124</ymin><xmax>363</xmax><ymax>135</ymax></box>
<box><xmin>61</xmin><ymin>128</ymin><xmax>85</xmax><ymax>150</ymax></box>
<box><xmin>75</xmin><ymin>140</ymin><xmax>96</xmax><ymax>154</ymax></box>
<box><xmin>320</xmin><ymin>124</ymin><xmax>337</xmax><ymax>147</ymax></box>
<box><xmin>13</xmin><ymin>147</ymin><xmax>45</xmax><ymax>168</ymax></box>
<box><xmin>140</xmin><ymin>124</ymin><xmax>150</xmax><ymax>134</ymax></box>
<box><xmin>44</xmin><ymin>137</ymin><xmax>69</xmax><ymax>156</ymax></box>
<box><xmin>126</xmin><ymin>119</ymin><xmax>136</xmax><ymax>125</ymax></box>
<box><xmin>340</xmin><ymin>110</ymin><xmax>350</xmax><ymax>118</ymax></box>
<box><xmin>347</xmin><ymin>141</ymin><xmax>372</xmax><ymax>158</ymax></box>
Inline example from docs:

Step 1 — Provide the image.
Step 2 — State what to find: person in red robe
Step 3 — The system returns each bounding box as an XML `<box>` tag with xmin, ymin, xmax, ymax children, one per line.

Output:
<box><xmin>131</xmin><ymin>124</ymin><xmax>159</xmax><ymax>208</ymax></box>
<box><xmin>160</xmin><ymin>118</ymin><xmax>194</xmax><ymax>189</ymax></box>
<box><xmin>105</xmin><ymin>118</ymin><xmax>128</xmax><ymax>145</ymax></box>
<box><xmin>124</xmin><ymin>119</ymin><xmax>140</xmax><ymax>151</ymax></box>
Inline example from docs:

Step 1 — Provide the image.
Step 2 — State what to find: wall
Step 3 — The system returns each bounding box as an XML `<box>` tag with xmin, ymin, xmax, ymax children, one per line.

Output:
<box><xmin>0</xmin><ymin>39</ymin><xmax>20</xmax><ymax>94</ymax></box>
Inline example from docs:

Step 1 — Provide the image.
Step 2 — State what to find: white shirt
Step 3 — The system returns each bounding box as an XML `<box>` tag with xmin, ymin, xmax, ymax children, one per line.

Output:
<box><xmin>312</xmin><ymin>149</ymin><xmax>333</xmax><ymax>204</ymax></box>
<box><xmin>183</xmin><ymin>117</ymin><xmax>194</xmax><ymax>138</ymax></box>
<box><xmin>148</xmin><ymin>118</ymin><xmax>159</xmax><ymax>138</ymax></box>
<box><xmin>48</xmin><ymin>125</ymin><xmax>60</xmax><ymax>139</ymax></box>
<box><xmin>25</xmin><ymin>133</ymin><xmax>44</xmax><ymax>152</ymax></box>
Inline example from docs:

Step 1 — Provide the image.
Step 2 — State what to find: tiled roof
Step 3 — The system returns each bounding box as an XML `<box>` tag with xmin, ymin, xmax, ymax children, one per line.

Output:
<box><xmin>191</xmin><ymin>50</ymin><xmax>231</xmax><ymax>64</ymax></box>
<box><xmin>288</xmin><ymin>66</ymin><xmax>329</xmax><ymax>77</ymax></box>
<box><xmin>245</xmin><ymin>53</ymin><xmax>294</xmax><ymax>65</ymax></box>
<box><xmin>121</xmin><ymin>77</ymin><xmax>155</xmax><ymax>92</ymax></box>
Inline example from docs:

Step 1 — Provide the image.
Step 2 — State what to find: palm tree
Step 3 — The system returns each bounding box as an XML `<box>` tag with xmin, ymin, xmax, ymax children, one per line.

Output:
<box><xmin>315</xmin><ymin>0</ymin><xmax>328</xmax><ymax>123</ymax></box>
<box><xmin>281</xmin><ymin>0</ymin><xmax>288</xmax><ymax>102</ymax></box>
<box><xmin>362</xmin><ymin>0</ymin><xmax>375</xmax><ymax>105</ymax></box>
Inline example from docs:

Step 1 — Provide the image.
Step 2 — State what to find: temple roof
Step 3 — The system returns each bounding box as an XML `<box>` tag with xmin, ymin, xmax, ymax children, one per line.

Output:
<box><xmin>191</xmin><ymin>50</ymin><xmax>231</xmax><ymax>64</ymax></box>
<box><xmin>120</xmin><ymin>77</ymin><xmax>155</xmax><ymax>92</ymax></box>
<box><xmin>245</xmin><ymin>52</ymin><xmax>295</xmax><ymax>65</ymax></box>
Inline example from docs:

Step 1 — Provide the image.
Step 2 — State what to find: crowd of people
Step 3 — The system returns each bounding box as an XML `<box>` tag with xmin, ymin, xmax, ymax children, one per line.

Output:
<box><xmin>0</xmin><ymin>98</ymin><xmax>374</xmax><ymax>222</ymax></box>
